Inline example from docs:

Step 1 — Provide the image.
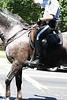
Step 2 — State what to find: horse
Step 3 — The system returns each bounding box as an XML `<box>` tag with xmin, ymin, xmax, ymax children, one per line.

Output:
<box><xmin>0</xmin><ymin>8</ymin><xmax>67</xmax><ymax>100</ymax></box>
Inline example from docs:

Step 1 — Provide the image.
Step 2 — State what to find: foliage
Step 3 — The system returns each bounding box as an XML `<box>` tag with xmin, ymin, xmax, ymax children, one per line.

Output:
<box><xmin>4</xmin><ymin>0</ymin><xmax>43</xmax><ymax>24</ymax></box>
<box><xmin>0</xmin><ymin>0</ymin><xmax>67</xmax><ymax>32</ymax></box>
<box><xmin>59</xmin><ymin>0</ymin><xmax>67</xmax><ymax>31</ymax></box>
<box><xmin>0</xmin><ymin>45</ymin><xmax>4</xmax><ymax>51</ymax></box>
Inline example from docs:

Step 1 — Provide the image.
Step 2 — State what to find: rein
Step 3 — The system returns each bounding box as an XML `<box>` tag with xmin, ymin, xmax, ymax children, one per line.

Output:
<box><xmin>5</xmin><ymin>24</ymin><xmax>38</xmax><ymax>46</ymax></box>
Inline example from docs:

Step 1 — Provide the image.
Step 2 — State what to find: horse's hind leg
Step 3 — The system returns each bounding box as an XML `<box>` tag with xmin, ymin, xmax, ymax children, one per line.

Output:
<box><xmin>15</xmin><ymin>68</ymin><xmax>22</xmax><ymax>100</ymax></box>
<box><xmin>5</xmin><ymin>60</ymin><xmax>22</xmax><ymax>100</ymax></box>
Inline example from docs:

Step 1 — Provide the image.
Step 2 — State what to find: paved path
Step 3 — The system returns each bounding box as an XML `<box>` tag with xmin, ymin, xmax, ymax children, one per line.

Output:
<box><xmin>0</xmin><ymin>66</ymin><xmax>67</xmax><ymax>100</ymax></box>
<box><xmin>0</xmin><ymin>51</ymin><xmax>67</xmax><ymax>100</ymax></box>
<box><xmin>0</xmin><ymin>51</ymin><xmax>11</xmax><ymax>65</ymax></box>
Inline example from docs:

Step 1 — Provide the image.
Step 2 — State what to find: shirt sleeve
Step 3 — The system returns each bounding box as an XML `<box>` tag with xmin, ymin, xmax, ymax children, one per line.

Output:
<box><xmin>48</xmin><ymin>1</ymin><xmax>60</xmax><ymax>16</ymax></box>
<box><xmin>40</xmin><ymin>1</ymin><xmax>47</xmax><ymax>8</ymax></box>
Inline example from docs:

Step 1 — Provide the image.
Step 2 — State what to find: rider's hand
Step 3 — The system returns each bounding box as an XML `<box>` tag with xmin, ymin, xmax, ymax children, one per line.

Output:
<box><xmin>37</xmin><ymin>19</ymin><xmax>42</xmax><ymax>25</ymax></box>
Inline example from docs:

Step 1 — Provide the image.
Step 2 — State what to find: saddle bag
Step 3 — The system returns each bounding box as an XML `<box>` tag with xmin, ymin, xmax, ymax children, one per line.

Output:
<box><xmin>46</xmin><ymin>32</ymin><xmax>60</xmax><ymax>46</ymax></box>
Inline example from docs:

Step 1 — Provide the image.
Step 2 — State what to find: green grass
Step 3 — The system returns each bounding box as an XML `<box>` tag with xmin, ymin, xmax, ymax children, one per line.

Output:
<box><xmin>0</xmin><ymin>45</ymin><xmax>4</xmax><ymax>51</ymax></box>
<box><xmin>0</xmin><ymin>50</ymin><xmax>11</xmax><ymax>64</ymax></box>
<box><xmin>0</xmin><ymin>54</ymin><xmax>11</xmax><ymax>64</ymax></box>
<box><xmin>0</xmin><ymin>55</ymin><xmax>6</xmax><ymax>58</ymax></box>
<box><xmin>7</xmin><ymin>61</ymin><xmax>11</xmax><ymax>64</ymax></box>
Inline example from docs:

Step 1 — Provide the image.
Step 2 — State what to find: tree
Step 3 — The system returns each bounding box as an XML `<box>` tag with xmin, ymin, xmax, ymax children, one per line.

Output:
<box><xmin>0</xmin><ymin>0</ymin><xmax>67</xmax><ymax>32</ymax></box>
<box><xmin>59</xmin><ymin>0</ymin><xmax>67</xmax><ymax>32</ymax></box>
<box><xmin>6</xmin><ymin>0</ymin><xmax>43</xmax><ymax>24</ymax></box>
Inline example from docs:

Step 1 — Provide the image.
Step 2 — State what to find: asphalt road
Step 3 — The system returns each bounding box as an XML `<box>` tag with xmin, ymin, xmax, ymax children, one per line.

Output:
<box><xmin>0</xmin><ymin>62</ymin><xmax>67</xmax><ymax>100</ymax></box>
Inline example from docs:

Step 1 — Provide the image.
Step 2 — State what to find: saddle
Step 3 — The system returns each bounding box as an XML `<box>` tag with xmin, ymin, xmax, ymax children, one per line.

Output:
<box><xmin>29</xmin><ymin>29</ymin><xmax>37</xmax><ymax>49</ymax></box>
<box><xmin>46</xmin><ymin>30</ymin><xmax>63</xmax><ymax>48</ymax></box>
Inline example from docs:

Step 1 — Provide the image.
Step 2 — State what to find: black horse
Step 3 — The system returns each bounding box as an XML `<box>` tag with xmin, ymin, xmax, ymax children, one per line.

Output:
<box><xmin>0</xmin><ymin>8</ymin><xmax>67</xmax><ymax>100</ymax></box>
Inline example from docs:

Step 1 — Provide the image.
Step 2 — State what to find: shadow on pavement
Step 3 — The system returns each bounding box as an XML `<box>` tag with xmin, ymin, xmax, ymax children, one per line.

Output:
<box><xmin>57</xmin><ymin>69</ymin><xmax>67</xmax><ymax>73</ymax></box>
<box><xmin>0</xmin><ymin>96</ymin><xmax>57</xmax><ymax>100</ymax></box>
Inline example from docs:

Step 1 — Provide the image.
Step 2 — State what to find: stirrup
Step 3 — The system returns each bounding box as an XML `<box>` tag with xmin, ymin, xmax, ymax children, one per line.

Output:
<box><xmin>25</xmin><ymin>60</ymin><xmax>44</xmax><ymax>67</ymax></box>
<box><xmin>25</xmin><ymin>60</ymin><xmax>35</xmax><ymax>68</ymax></box>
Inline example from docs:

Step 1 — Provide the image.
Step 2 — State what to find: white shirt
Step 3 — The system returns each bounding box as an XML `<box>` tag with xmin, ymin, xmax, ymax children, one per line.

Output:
<box><xmin>37</xmin><ymin>0</ymin><xmax>60</xmax><ymax>21</ymax></box>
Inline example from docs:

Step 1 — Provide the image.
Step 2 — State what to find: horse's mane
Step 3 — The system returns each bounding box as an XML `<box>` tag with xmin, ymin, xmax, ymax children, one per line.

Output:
<box><xmin>0</xmin><ymin>8</ymin><xmax>28</xmax><ymax>26</ymax></box>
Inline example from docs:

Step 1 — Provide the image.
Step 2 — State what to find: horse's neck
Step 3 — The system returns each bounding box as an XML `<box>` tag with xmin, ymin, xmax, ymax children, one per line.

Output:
<box><xmin>0</xmin><ymin>9</ymin><xmax>29</xmax><ymax>43</ymax></box>
<box><xmin>7</xmin><ymin>24</ymin><xmax>23</xmax><ymax>40</ymax></box>
<box><xmin>4</xmin><ymin>24</ymin><xmax>29</xmax><ymax>44</ymax></box>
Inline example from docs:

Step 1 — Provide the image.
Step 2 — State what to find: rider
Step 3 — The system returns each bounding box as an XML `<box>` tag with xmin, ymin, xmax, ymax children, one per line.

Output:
<box><xmin>27</xmin><ymin>0</ymin><xmax>60</xmax><ymax>67</ymax></box>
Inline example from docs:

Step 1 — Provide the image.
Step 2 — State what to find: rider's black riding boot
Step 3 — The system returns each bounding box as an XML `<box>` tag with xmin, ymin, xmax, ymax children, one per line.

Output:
<box><xmin>26</xmin><ymin>40</ymin><xmax>43</xmax><ymax>67</ymax></box>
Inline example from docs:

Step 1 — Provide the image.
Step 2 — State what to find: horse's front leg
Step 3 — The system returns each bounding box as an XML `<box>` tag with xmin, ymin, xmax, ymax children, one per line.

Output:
<box><xmin>5</xmin><ymin>60</ymin><xmax>22</xmax><ymax>100</ymax></box>
<box><xmin>15</xmin><ymin>69</ymin><xmax>22</xmax><ymax>100</ymax></box>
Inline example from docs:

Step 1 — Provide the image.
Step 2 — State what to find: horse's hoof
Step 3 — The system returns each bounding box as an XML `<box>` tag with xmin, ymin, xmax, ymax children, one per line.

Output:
<box><xmin>5</xmin><ymin>97</ymin><xmax>10</xmax><ymax>100</ymax></box>
<box><xmin>15</xmin><ymin>97</ymin><xmax>22</xmax><ymax>100</ymax></box>
<box><xmin>15</xmin><ymin>90</ymin><xmax>22</xmax><ymax>100</ymax></box>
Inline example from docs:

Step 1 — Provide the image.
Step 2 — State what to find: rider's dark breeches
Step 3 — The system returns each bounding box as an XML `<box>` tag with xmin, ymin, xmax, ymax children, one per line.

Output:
<box><xmin>34</xmin><ymin>25</ymin><xmax>51</xmax><ymax>42</ymax></box>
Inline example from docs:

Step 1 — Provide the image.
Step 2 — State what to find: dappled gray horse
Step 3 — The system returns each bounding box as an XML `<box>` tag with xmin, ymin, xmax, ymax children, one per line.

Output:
<box><xmin>0</xmin><ymin>8</ymin><xmax>67</xmax><ymax>100</ymax></box>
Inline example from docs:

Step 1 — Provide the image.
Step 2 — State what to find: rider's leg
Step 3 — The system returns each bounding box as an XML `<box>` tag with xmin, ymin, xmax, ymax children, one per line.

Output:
<box><xmin>26</xmin><ymin>25</ymin><xmax>51</xmax><ymax>67</ymax></box>
<box><xmin>26</xmin><ymin>28</ymin><xmax>47</xmax><ymax>67</ymax></box>
<box><xmin>29</xmin><ymin>26</ymin><xmax>51</xmax><ymax>66</ymax></box>
<box><xmin>28</xmin><ymin>39</ymin><xmax>43</xmax><ymax>67</ymax></box>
